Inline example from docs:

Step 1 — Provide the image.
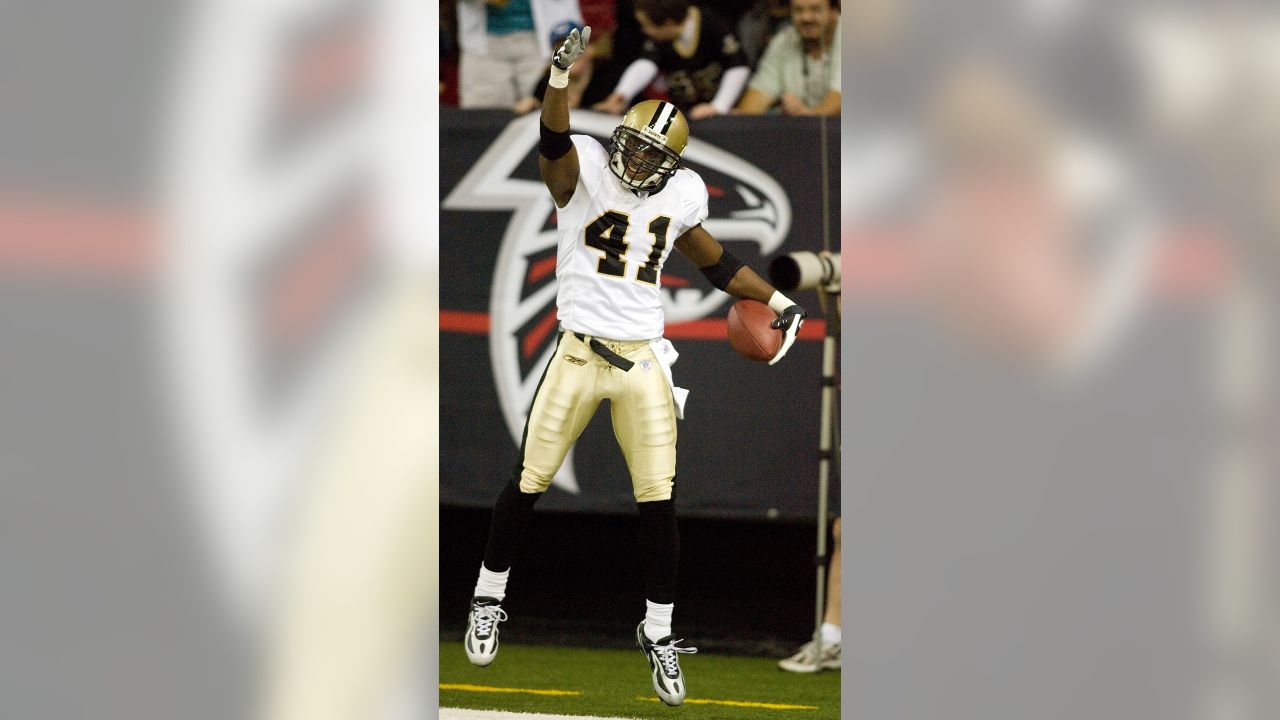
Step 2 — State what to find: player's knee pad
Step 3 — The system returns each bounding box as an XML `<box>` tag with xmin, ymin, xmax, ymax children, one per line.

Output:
<box><xmin>518</xmin><ymin>467</ymin><xmax>554</xmax><ymax>494</ymax></box>
<box><xmin>633</xmin><ymin>474</ymin><xmax>674</xmax><ymax>503</ymax></box>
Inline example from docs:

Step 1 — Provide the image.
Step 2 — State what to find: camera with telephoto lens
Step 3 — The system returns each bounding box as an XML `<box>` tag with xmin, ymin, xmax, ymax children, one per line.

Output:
<box><xmin>768</xmin><ymin>251</ymin><xmax>840</xmax><ymax>293</ymax></box>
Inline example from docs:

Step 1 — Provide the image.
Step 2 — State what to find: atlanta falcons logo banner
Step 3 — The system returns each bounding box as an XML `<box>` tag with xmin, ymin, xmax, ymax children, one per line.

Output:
<box><xmin>440</xmin><ymin>108</ymin><xmax>838</xmax><ymax>520</ymax></box>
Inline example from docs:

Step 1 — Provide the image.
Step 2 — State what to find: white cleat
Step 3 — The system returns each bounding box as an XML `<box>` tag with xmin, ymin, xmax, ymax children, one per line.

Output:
<box><xmin>778</xmin><ymin>639</ymin><xmax>841</xmax><ymax>673</ymax></box>
<box><xmin>464</xmin><ymin>597</ymin><xmax>508</xmax><ymax>667</ymax></box>
<box><xmin>636</xmin><ymin>621</ymin><xmax>697</xmax><ymax>706</ymax></box>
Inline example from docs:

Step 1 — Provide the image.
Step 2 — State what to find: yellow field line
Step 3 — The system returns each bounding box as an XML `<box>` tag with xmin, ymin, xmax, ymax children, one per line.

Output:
<box><xmin>637</xmin><ymin>696</ymin><xmax>818</xmax><ymax>710</ymax></box>
<box><xmin>441</xmin><ymin>683</ymin><xmax>581</xmax><ymax>697</ymax></box>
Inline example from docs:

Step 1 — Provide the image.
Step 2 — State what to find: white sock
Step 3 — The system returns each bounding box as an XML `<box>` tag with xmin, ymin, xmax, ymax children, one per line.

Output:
<box><xmin>644</xmin><ymin>600</ymin><xmax>674</xmax><ymax>642</ymax></box>
<box><xmin>474</xmin><ymin>564</ymin><xmax>509</xmax><ymax>601</ymax></box>
<box><xmin>820</xmin><ymin>622</ymin><xmax>841</xmax><ymax>644</ymax></box>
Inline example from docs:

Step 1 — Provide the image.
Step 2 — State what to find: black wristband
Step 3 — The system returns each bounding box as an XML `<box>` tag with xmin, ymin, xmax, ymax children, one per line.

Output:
<box><xmin>539</xmin><ymin>121</ymin><xmax>573</xmax><ymax>160</ymax></box>
<box><xmin>698</xmin><ymin>249</ymin><xmax>745</xmax><ymax>291</ymax></box>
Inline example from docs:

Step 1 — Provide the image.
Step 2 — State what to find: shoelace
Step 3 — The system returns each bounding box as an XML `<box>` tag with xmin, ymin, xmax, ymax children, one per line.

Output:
<box><xmin>472</xmin><ymin>605</ymin><xmax>508</xmax><ymax>636</ymax></box>
<box><xmin>797</xmin><ymin>640</ymin><xmax>838</xmax><ymax>662</ymax></box>
<box><xmin>814</xmin><ymin>640</ymin><xmax>839</xmax><ymax>655</ymax></box>
<box><xmin>652</xmin><ymin>639</ymin><xmax>698</xmax><ymax>677</ymax></box>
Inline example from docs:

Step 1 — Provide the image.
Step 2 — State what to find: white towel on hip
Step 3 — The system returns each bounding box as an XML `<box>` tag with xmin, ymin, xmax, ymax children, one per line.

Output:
<box><xmin>648</xmin><ymin>338</ymin><xmax>689</xmax><ymax>420</ymax></box>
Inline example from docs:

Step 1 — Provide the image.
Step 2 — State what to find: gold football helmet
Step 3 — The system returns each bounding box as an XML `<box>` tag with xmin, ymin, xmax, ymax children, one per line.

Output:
<box><xmin>609</xmin><ymin>100</ymin><xmax>689</xmax><ymax>192</ymax></box>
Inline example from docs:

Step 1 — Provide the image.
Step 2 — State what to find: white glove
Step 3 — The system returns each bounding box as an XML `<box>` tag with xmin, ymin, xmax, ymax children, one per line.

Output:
<box><xmin>552</xmin><ymin>26</ymin><xmax>591</xmax><ymax>70</ymax></box>
<box><xmin>768</xmin><ymin>305</ymin><xmax>806</xmax><ymax>365</ymax></box>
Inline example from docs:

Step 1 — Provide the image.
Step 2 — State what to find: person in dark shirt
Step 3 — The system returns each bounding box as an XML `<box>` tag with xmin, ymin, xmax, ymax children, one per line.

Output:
<box><xmin>592</xmin><ymin>0</ymin><xmax>750</xmax><ymax>119</ymax></box>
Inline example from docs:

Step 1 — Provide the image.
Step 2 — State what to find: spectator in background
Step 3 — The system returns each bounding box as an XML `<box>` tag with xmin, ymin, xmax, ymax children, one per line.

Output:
<box><xmin>441</xmin><ymin>2</ymin><xmax>462</xmax><ymax>105</ymax></box>
<box><xmin>735</xmin><ymin>0</ymin><xmax>840</xmax><ymax>117</ymax></box>
<box><xmin>578</xmin><ymin>0</ymin><xmax>644</xmax><ymax>107</ymax></box>
<box><xmin>779</xmin><ymin>516</ymin><xmax>841</xmax><ymax>672</ymax></box>
<box><xmin>737</xmin><ymin>0</ymin><xmax>792</xmax><ymax>67</ymax></box>
<box><xmin>514</xmin><ymin>21</ymin><xmax>596</xmax><ymax>114</ymax></box>
<box><xmin>592</xmin><ymin>0</ymin><xmax>750</xmax><ymax>119</ymax></box>
<box><xmin>456</xmin><ymin>0</ymin><xmax>583</xmax><ymax>108</ymax></box>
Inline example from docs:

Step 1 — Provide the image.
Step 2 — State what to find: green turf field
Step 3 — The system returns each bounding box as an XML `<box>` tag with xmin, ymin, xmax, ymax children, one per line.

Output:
<box><xmin>440</xmin><ymin>641</ymin><xmax>840</xmax><ymax>719</ymax></box>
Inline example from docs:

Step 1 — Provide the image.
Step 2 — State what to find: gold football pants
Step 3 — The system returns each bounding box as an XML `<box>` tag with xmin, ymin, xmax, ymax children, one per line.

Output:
<box><xmin>517</xmin><ymin>332</ymin><xmax>677</xmax><ymax>502</ymax></box>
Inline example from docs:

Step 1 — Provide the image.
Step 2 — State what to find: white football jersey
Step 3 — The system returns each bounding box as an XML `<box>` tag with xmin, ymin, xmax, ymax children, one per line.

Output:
<box><xmin>554</xmin><ymin>135</ymin><xmax>709</xmax><ymax>341</ymax></box>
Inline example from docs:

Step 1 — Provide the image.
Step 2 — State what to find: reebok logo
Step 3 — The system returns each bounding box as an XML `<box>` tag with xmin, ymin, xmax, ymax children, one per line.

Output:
<box><xmin>564</xmin><ymin>355</ymin><xmax>587</xmax><ymax>366</ymax></box>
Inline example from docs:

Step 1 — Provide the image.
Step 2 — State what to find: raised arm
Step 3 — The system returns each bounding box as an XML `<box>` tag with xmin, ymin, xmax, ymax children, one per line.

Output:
<box><xmin>675</xmin><ymin>224</ymin><xmax>808</xmax><ymax>364</ymax></box>
<box><xmin>538</xmin><ymin>26</ymin><xmax>591</xmax><ymax>208</ymax></box>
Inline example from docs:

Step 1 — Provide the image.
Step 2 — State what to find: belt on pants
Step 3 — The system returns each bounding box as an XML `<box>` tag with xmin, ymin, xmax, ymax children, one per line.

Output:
<box><xmin>573</xmin><ymin>332</ymin><xmax>635</xmax><ymax>371</ymax></box>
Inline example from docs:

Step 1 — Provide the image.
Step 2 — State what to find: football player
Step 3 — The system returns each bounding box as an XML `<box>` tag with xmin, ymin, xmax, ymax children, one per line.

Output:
<box><xmin>464</xmin><ymin>25</ymin><xmax>807</xmax><ymax>707</ymax></box>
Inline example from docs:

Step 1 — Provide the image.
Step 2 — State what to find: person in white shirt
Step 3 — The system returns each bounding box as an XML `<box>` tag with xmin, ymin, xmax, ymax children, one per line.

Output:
<box><xmin>736</xmin><ymin>0</ymin><xmax>841</xmax><ymax>117</ymax></box>
<box><xmin>462</xmin><ymin>25</ymin><xmax>808</xmax><ymax>708</ymax></box>
<box><xmin>455</xmin><ymin>0</ymin><xmax>583</xmax><ymax>108</ymax></box>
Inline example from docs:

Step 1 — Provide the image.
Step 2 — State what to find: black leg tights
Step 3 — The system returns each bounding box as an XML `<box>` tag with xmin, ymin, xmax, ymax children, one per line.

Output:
<box><xmin>636</xmin><ymin>497</ymin><xmax>679</xmax><ymax>604</ymax></box>
<box><xmin>482</xmin><ymin>478</ymin><xmax>542</xmax><ymax>572</ymax></box>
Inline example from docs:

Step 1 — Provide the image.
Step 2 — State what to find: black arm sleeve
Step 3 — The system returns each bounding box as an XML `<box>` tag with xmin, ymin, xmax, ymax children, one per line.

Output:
<box><xmin>698</xmin><ymin>249</ymin><xmax>745</xmax><ymax>291</ymax></box>
<box><xmin>539</xmin><ymin>122</ymin><xmax>573</xmax><ymax>160</ymax></box>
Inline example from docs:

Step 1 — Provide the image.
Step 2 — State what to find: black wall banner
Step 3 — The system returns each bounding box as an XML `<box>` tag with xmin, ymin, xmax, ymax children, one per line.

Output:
<box><xmin>439</xmin><ymin>108</ymin><xmax>839</xmax><ymax>520</ymax></box>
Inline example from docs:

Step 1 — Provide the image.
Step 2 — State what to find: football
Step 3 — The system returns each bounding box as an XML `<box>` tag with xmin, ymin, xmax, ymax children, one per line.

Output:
<box><xmin>727</xmin><ymin>299</ymin><xmax>781</xmax><ymax>362</ymax></box>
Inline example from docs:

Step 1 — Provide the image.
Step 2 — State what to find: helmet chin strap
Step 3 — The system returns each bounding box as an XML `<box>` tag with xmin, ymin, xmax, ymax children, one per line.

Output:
<box><xmin>621</xmin><ymin>171</ymin><xmax>663</xmax><ymax>193</ymax></box>
<box><xmin>611</xmin><ymin>155</ymin><xmax>660</xmax><ymax>191</ymax></box>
